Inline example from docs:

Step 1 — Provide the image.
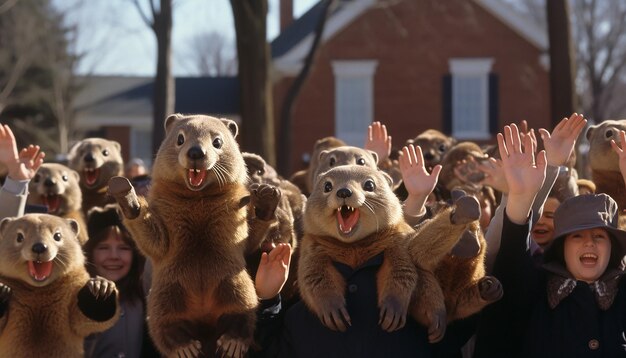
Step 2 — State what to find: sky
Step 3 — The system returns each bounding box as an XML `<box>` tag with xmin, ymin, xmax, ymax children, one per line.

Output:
<box><xmin>53</xmin><ymin>0</ymin><xmax>317</xmax><ymax>76</ymax></box>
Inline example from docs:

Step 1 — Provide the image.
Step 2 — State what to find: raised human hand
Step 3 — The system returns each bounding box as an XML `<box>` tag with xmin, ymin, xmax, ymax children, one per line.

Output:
<box><xmin>478</xmin><ymin>157</ymin><xmax>509</xmax><ymax>193</ymax></box>
<box><xmin>498</xmin><ymin>124</ymin><xmax>546</xmax><ymax>197</ymax></box>
<box><xmin>255</xmin><ymin>243</ymin><xmax>292</xmax><ymax>300</ymax></box>
<box><xmin>0</xmin><ymin>124</ymin><xmax>45</xmax><ymax>180</ymax></box>
<box><xmin>610</xmin><ymin>130</ymin><xmax>626</xmax><ymax>183</ymax></box>
<box><xmin>538</xmin><ymin>113</ymin><xmax>587</xmax><ymax>167</ymax></box>
<box><xmin>399</xmin><ymin>144</ymin><xmax>441</xmax><ymax>216</ymax></box>
<box><xmin>365</xmin><ymin>121</ymin><xmax>392</xmax><ymax>161</ymax></box>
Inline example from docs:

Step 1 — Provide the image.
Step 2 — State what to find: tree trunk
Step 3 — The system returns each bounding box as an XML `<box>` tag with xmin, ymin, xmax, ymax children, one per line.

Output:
<box><xmin>547</xmin><ymin>0</ymin><xmax>578</xmax><ymax>126</ymax></box>
<box><xmin>151</xmin><ymin>0</ymin><xmax>174</xmax><ymax>156</ymax></box>
<box><xmin>231</xmin><ymin>0</ymin><xmax>276</xmax><ymax>166</ymax></box>
<box><xmin>277</xmin><ymin>0</ymin><xmax>334</xmax><ymax>176</ymax></box>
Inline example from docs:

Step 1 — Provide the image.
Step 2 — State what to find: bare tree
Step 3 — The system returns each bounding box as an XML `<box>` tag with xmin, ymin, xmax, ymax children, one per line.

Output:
<box><xmin>132</xmin><ymin>0</ymin><xmax>174</xmax><ymax>156</ymax></box>
<box><xmin>186</xmin><ymin>31</ymin><xmax>237</xmax><ymax>77</ymax></box>
<box><xmin>231</xmin><ymin>0</ymin><xmax>275</xmax><ymax>165</ymax></box>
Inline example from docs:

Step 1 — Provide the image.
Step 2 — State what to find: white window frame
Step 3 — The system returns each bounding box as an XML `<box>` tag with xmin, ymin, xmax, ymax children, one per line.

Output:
<box><xmin>130</xmin><ymin>125</ymin><xmax>153</xmax><ymax>167</ymax></box>
<box><xmin>332</xmin><ymin>60</ymin><xmax>378</xmax><ymax>146</ymax></box>
<box><xmin>449</xmin><ymin>58</ymin><xmax>494</xmax><ymax>140</ymax></box>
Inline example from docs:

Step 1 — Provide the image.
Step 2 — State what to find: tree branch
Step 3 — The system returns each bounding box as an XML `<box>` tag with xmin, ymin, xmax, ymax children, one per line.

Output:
<box><xmin>131</xmin><ymin>0</ymin><xmax>154</xmax><ymax>27</ymax></box>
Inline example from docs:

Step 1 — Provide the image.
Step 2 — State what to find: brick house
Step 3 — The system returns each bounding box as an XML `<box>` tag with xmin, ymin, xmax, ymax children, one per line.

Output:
<box><xmin>273</xmin><ymin>0</ymin><xmax>551</xmax><ymax>172</ymax></box>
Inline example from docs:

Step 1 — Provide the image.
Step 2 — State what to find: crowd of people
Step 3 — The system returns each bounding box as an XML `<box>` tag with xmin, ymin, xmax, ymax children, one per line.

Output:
<box><xmin>1</xmin><ymin>112</ymin><xmax>626</xmax><ymax>357</ymax></box>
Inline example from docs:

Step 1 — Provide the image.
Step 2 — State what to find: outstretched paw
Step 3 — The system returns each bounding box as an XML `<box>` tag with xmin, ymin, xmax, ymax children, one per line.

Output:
<box><xmin>450</xmin><ymin>195</ymin><xmax>480</xmax><ymax>225</ymax></box>
<box><xmin>427</xmin><ymin>309</ymin><xmax>446</xmax><ymax>343</ymax></box>
<box><xmin>318</xmin><ymin>297</ymin><xmax>351</xmax><ymax>332</ymax></box>
<box><xmin>216</xmin><ymin>335</ymin><xmax>249</xmax><ymax>358</ymax></box>
<box><xmin>479</xmin><ymin>276</ymin><xmax>503</xmax><ymax>302</ymax></box>
<box><xmin>250</xmin><ymin>183</ymin><xmax>281</xmax><ymax>221</ymax></box>
<box><xmin>77</xmin><ymin>277</ymin><xmax>118</xmax><ymax>322</ymax></box>
<box><xmin>107</xmin><ymin>176</ymin><xmax>140</xmax><ymax>219</ymax></box>
<box><xmin>175</xmin><ymin>340</ymin><xmax>202</xmax><ymax>358</ymax></box>
<box><xmin>450</xmin><ymin>228</ymin><xmax>481</xmax><ymax>258</ymax></box>
<box><xmin>379</xmin><ymin>295</ymin><xmax>408</xmax><ymax>332</ymax></box>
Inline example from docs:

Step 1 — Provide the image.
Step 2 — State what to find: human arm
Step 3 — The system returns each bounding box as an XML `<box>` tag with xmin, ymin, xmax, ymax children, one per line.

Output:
<box><xmin>399</xmin><ymin>144</ymin><xmax>442</xmax><ymax>224</ymax></box>
<box><xmin>0</xmin><ymin>125</ymin><xmax>45</xmax><ymax>181</ymax></box>
<box><xmin>364</xmin><ymin>121</ymin><xmax>392</xmax><ymax>162</ymax></box>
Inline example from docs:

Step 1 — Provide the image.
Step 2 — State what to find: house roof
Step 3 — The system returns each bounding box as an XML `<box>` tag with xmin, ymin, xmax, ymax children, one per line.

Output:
<box><xmin>75</xmin><ymin>76</ymin><xmax>240</xmax><ymax>118</ymax></box>
<box><xmin>271</xmin><ymin>0</ymin><xmax>548</xmax><ymax>74</ymax></box>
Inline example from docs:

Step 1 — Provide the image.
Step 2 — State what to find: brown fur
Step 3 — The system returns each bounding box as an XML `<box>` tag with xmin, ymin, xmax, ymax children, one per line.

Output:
<box><xmin>27</xmin><ymin>163</ymin><xmax>88</xmax><ymax>245</ymax></box>
<box><xmin>438</xmin><ymin>142</ymin><xmax>487</xmax><ymax>200</ymax></box>
<box><xmin>0</xmin><ymin>214</ymin><xmax>119</xmax><ymax>357</ymax></box>
<box><xmin>587</xmin><ymin>120</ymin><xmax>626</xmax><ymax>209</ymax></box>
<box><xmin>299</xmin><ymin>165</ymin><xmax>447</xmax><ymax>338</ymax></box>
<box><xmin>67</xmin><ymin>138</ymin><xmax>124</xmax><ymax>215</ymax></box>
<box><xmin>108</xmin><ymin>114</ymin><xmax>257</xmax><ymax>357</ymax></box>
<box><xmin>406</xmin><ymin>129</ymin><xmax>456</xmax><ymax>171</ymax></box>
<box><xmin>289</xmin><ymin>136</ymin><xmax>346</xmax><ymax>196</ymax></box>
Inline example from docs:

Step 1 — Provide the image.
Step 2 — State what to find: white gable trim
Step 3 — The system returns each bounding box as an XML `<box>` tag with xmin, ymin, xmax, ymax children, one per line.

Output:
<box><xmin>274</xmin><ymin>0</ymin><xmax>376</xmax><ymax>76</ymax></box>
<box><xmin>474</xmin><ymin>0</ymin><xmax>548</xmax><ymax>50</ymax></box>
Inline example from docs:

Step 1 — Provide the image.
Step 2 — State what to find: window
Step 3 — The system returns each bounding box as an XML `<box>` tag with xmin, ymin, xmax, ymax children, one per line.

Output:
<box><xmin>332</xmin><ymin>60</ymin><xmax>378</xmax><ymax>146</ymax></box>
<box><xmin>447</xmin><ymin>58</ymin><xmax>495</xmax><ymax>140</ymax></box>
<box><xmin>131</xmin><ymin>127</ymin><xmax>153</xmax><ymax>167</ymax></box>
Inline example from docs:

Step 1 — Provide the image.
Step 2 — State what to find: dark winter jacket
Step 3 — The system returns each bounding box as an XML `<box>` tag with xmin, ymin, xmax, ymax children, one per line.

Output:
<box><xmin>474</xmin><ymin>212</ymin><xmax>626</xmax><ymax>358</ymax></box>
<box><xmin>279</xmin><ymin>252</ymin><xmax>432</xmax><ymax>358</ymax></box>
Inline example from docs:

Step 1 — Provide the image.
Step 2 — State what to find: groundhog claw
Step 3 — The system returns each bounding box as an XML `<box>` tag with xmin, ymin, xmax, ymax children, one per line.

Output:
<box><xmin>216</xmin><ymin>335</ymin><xmax>248</xmax><ymax>358</ymax></box>
<box><xmin>379</xmin><ymin>296</ymin><xmax>408</xmax><ymax>332</ymax></box>
<box><xmin>319</xmin><ymin>298</ymin><xmax>351</xmax><ymax>332</ymax></box>
<box><xmin>479</xmin><ymin>276</ymin><xmax>503</xmax><ymax>302</ymax></box>
<box><xmin>108</xmin><ymin>176</ymin><xmax>140</xmax><ymax>219</ymax></box>
<box><xmin>450</xmin><ymin>195</ymin><xmax>480</xmax><ymax>225</ymax></box>
<box><xmin>87</xmin><ymin>277</ymin><xmax>116</xmax><ymax>299</ymax></box>
<box><xmin>427</xmin><ymin>309</ymin><xmax>446</xmax><ymax>343</ymax></box>
<box><xmin>173</xmin><ymin>340</ymin><xmax>201</xmax><ymax>358</ymax></box>
<box><xmin>0</xmin><ymin>283</ymin><xmax>11</xmax><ymax>304</ymax></box>
<box><xmin>249</xmin><ymin>183</ymin><xmax>281</xmax><ymax>221</ymax></box>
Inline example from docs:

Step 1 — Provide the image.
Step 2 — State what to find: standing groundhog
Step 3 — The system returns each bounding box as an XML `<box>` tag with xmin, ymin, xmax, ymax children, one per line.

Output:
<box><xmin>289</xmin><ymin>136</ymin><xmax>346</xmax><ymax>196</ymax></box>
<box><xmin>108</xmin><ymin>114</ymin><xmax>257</xmax><ymax>358</ymax></box>
<box><xmin>68</xmin><ymin>138</ymin><xmax>124</xmax><ymax>215</ymax></box>
<box><xmin>0</xmin><ymin>214</ymin><xmax>119</xmax><ymax>357</ymax></box>
<box><xmin>27</xmin><ymin>163</ymin><xmax>88</xmax><ymax>244</ymax></box>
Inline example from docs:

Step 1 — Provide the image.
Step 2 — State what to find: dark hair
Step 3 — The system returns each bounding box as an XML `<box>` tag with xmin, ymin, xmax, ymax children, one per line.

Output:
<box><xmin>544</xmin><ymin>232</ymin><xmax>623</xmax><ymax>271</ymax></box>
<box><xmin>85</xmin><ymin>207</ymin><xmax>146</xmax><ymax>303</ymax></box>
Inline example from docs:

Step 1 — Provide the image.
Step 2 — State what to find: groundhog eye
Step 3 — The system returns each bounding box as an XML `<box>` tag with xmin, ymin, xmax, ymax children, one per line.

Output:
<box><xmin>256</xmin><ymin>169</ymin><xmax>263</xmax><ymax>176</ymax></box>
<box><xmin>363</xmin><ymin>179</ymin><xmax>376</xmax><ymax>192</ymax></box>
<box><xmin>439</xmin><ymin>144</ymin><xmax>446</xmax><ymax>152</ymax></box>
<box><xmin>177</xmin><ymin>133</ymin><xmax>185</xmax><ymax>146</ymax></box>
<box><xmin>62</xmin><ymin>175</ymin><xmax>68</xmax><ymax>182</ymax></box>
<box><xmin>329</xmin><ymin>157</ymin><xmax>336</xmax><ymax>166</ymax></box>
<box><xmin>324</xmin><ymin>181</ymin><xmax>333</xmax><ymax>193</ymax></box>
<box><xmin>102</xmin><ymin>149</ymin><xmax>109</xmax><ymax>156</ymax></box>
<box><xmin>213</xmin><ymin>137</ymin><xmax>223</xmax><ymax>149</ymax></box>
<box><xmin>356</xmin><ymin>158</ymin><xmax>366</xmax><ymax>165</ymax></box>
<box><xmin>17</xmin><ymin>233</ymin><xmax>24</xmax><ymax>243</ymax></box>
<box><xmin>53</xmin><ymin>232</ymin><xmax>62</xmax><ymax>241</ymax></box>
<box><xmin>606</xmin><ymin>129</ymin><xmax>614</xmax><ymax>138</ymax></box>
<box><xmin>33</xmin><ymin>174</ymin><xmax>40</xmax><ymax>183</ymax></box>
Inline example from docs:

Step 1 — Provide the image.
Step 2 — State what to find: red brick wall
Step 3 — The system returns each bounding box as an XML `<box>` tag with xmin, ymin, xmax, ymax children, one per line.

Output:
<box><xmin>103</xmin><ymin>126</ymin><xmax>131</xmax><ymax>163</ymax></box>
<box><xmin>273</xmin><ymin>0</ymin><xmax>551</xmax><ymax>176</ymax></box>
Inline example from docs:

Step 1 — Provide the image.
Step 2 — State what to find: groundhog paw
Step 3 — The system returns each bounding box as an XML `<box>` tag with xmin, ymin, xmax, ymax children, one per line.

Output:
<box><xmin>173</xmin><ymin>340</ymin><xmax>201</xmax><ymax>358</ymax></box>
<box><xmin>87</xmin><ymin>277</ymin><xmax>117</xmax><ymax>299</ymax></box>
<box><xmin>450</xmin><ymin>195</ymin><xmax>480</xmax><ymax>225</ymax></box>
<box><xmin>427</xmin><ymin>309</ymin><xmax>446</xmax><ymax>343</ymax></box>
<box><xmin>318</xmin><ymin>298</ymin><xmax>351</xmax><ymax>332</ymax></box>
<box><xmin>378</xmin><ymin>295</ymin><xmax>408</xmax><ymax>332</ymax></box>
<box><xmin>249</xmin><ymin>183</ymin><xmax>281</xmax><ymax>221</ymax></box>
<box><xmin>216</xmin><ymin>335</ymin><xmax>248</xmax><ymax>358</ymax></box>
<box><xmin>0</xmin><ymin>283</ymin><xmax>11</xmax><ymax>305</ymax></box>
<box><xmin>108</xmin><ymin>176</ymin><xmax>140</xmax><ymax>219</ymax></box>
<box><xmin>450</xmin><ymin>229</ymin><xmax>481</xmax><ymax>258</ymax></box>
<box><xmin>478</xmin><ymin>276</ymin><xmax>503</xmax><ymax>302</ymax></box>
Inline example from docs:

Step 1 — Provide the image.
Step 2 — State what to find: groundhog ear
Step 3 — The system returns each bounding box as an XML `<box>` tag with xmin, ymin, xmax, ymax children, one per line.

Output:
<box><xmin>318</xmin><ymin>150</ymin><xmax>330</xmax><ymax>162</ymax></box>
<box><xmin>65</xmin><ymin>219</ymin><xmax>79</xmax><ymax>237</ymax></box>
<box><xmin>0</xmin><ymin>218</ymin><xmax>14</xmax><ymax>236</ymax></box>
<box><xmin>164</xmin><ymin>113</ymin><xmax>184</xmax><ymax>134</ymax></box>
<box><xmin>586</xmin><ymin>124</ymin><xmax>597</xmax><ymax>141</ymax></box>
<box><xmin>110</xmin><ymin>140</ymin><xmax>121</xmax><ymax>153</ymax></box>
<box><xmin>70</xmin><ymin>169</ymin><xmax>80</xmax><ymax>182</ymax></box>
<box><xmin>380</xmin><ymin>171</ymin><xmax>394</xmax><ymax>188</ymax></box>
<box><xmin>367</xmin><ymin>150</ymin><xmax>379</xmax><ymax>165</ymax></box>
<box><xmin>221</xmin><ymin>119</ymin><xmax>239</xmax><ymax>138</ymax></box>
<box><xmin>67</xmin><ymin>141</ymin><xmax>82</xmax><ymax>159</ymax></box>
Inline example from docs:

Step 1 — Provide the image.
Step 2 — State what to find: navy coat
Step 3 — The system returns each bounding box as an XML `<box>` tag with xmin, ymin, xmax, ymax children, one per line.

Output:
<box><xmin>279</xmin><ymin>253</ymin><xmax>432</xmax><ymax>358</ymax></box>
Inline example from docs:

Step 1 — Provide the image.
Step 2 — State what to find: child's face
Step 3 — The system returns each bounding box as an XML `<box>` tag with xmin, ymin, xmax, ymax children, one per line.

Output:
<box><xmin>564</xmin><ymin>228</ymin><xmax>611</xmax><ymax>283</ymax></box>
<box><xmin>531</xmin><ymin>198</ymin><xmax>560</xmax><ymax>248</ymax></box>
<box><xmin>92</xmin><ymin>228</ymin><xmax>133</xmax><ymax>282</ymax></box>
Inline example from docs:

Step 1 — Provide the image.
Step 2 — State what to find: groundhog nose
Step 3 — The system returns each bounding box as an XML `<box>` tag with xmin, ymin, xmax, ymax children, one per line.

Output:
<box><xmin>84</xmin><ymin>153</ymin><xmax>94</xmax><ymax>162</ymax></box>
<box><xmin>187</xmin><ymin>146</ymin><xmax>206</xmax><ymax>160</ymax></box>
<box><xmin>423</xmin><ymin>152</ymin><xmax>435</xmax><ymax>160</ymax></box>
<box><xmin>44</xmin><ymin>178</ymin><xmax>55</xmax><ymax>187</ymax></box>
<box><xmin>336</xmin><ymin>188</ymin><xmax>352</xmax><ymax>199</ymax></box>
<box><xmin>31</xmin><ymin>243</ymin><xmax>48</xmax><ymax>254</ymax></box>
